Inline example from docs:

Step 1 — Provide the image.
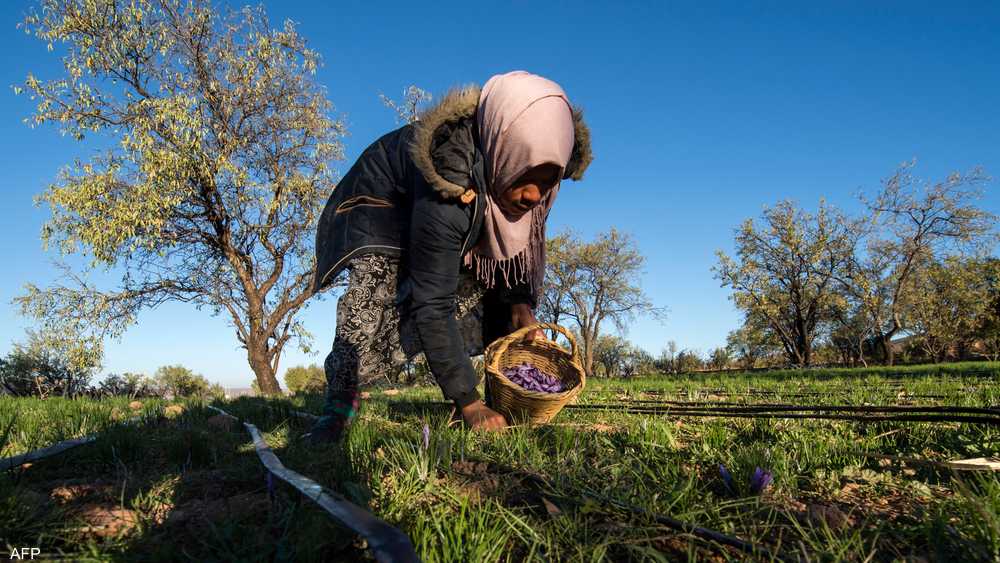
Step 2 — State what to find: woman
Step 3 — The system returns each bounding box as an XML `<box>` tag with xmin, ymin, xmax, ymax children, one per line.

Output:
<box><xmin>305</xmin><ymin>71</ymin><xmax>592</xmax><ymax>444</ymax></box>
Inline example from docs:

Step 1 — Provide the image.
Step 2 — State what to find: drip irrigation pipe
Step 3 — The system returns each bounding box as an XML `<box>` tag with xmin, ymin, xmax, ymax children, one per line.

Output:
<box><xmin>206</xmin><ymin>405</ymin><xmax>418</xmax><ymax>563</ymax></box>
<box><xmin>387</xmin><ymin>400</ymin><xmax>1000</xmax><ymax>425</ymax></box>
<box><xmin>562</xmin><ymin>404</ymin><xmax>1000</xmax><ymax>425</ymax></box>
<box><xmin>577</xmin><ymin>490</ymin><xmax>795</xmax><ymax>562</ymax></box>
<box><xmin>1</xmin><ymin>414</ymin><xmax>148</xmax><ymax>471</ymax></box>
<box><xmin>629</xmin><ymin>389</ymin><xmax>952</xmax><ymax>399</ymax></box>
<box><xmin>1</xmin><ymin>435</ymin><xmax>96</xmax><ymax>471</ymax></box>
<box><xmin>602</xmin><ymin>402</ymin><xmax>1000</xmax><ymax>416</ymax></box>
<box><xmin>454</xmin><ymin>456</ymin><xmax>792</xmax><ymax>562</ymax></box>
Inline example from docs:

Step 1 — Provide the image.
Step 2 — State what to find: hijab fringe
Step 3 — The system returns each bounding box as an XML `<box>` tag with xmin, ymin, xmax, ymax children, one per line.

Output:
<box><xmin>463</xmin><ymin>206</ymin><xmax>547</xmax><ymax>300</ymax></box>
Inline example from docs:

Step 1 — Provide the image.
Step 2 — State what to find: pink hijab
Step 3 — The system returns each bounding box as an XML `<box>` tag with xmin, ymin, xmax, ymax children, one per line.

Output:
<box><xmin>464</xmin><ymin>71</ymin><xmax>575</xmax><ymax>298</ymax></box>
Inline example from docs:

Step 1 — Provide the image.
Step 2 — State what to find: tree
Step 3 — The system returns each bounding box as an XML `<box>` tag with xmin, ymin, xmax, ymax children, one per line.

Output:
<box><xmin>15</xmin><ymin>0</ymin><xmax>346</xmax><ymax>395</ymax></box>
<box><xmin>707</xmin><ymin>347</ymin><xmax>731</xmax><ymax>371</ymax></box>
<box><xmin>540</xmin><ymin>229</ymin><xmax>665</xmax><ymax>377</ymax></box>
<box><xmin>153</xmin><ymin>364</ymin><xmax>213</xmax><ymax>398</ymax></box>
<box><xmin>0</xmin><ymin>329</ymin><xmax>98</xmax><ymax>397</ymax></box>
<box><xmin>836</xmin><ymin>162</ymin><xmax>995</xmax><ymax>365</ymax></box>
<box><xmin>594</xmin><ymin>334</ymin><xmax>630</xmax><ymax>378</ymax></box>
<box><xmin>379</xmin><ymin>85</ymin><xmax>431</xmax><ymax>125</ymax></box>
<box><xmin>94</xmin><ymin>372</ymin><xmax>157</xmax><ymax>398</ymax></box>
<box><xmin>655</xmin><ymin>340</ymin><xmax>679</xmax><ymax>374</ymax></box>
<box><xmin>715</xmin><ymin>200</ymin><xmax>852</xmax><ymax>367</ymax></box>
<box><xmin>976</xmin><ymin>258</ymin><xmax>1000</xmax><ymax>361</ymax></box>
<box><xmin>284</xmin><ymin>364</ymin><xmax>325</xmax><ymax>394</ymax></box>
<box><xmin>910</xmin><ymin>257</ymin><xmax>992</xmax><ymax>362</ymax></box>
<box><xmin>621</xmin><ymin>346</ymin><xmax>655</xmax><ymax>378</ymax></box>
<box><xmin>827</xmin><ymin>287</ymin><xmax>875</xmax><ymax>367</ymax></box>
<box><xmin>725</xmin><ymin>318</ymin><xmax>779</xmax><ymax>370</ymax></box>
<box><xmin>674</xmin><ymin>349</ymin><xmax>704</xmax><ymax>373</ymax></box>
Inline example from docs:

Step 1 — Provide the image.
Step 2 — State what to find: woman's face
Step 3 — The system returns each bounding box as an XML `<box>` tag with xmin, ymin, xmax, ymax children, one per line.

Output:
<box><xmin>496</xmin><ymin>163</ymin><xmax>561</xmax><ymax>219</ymax></box>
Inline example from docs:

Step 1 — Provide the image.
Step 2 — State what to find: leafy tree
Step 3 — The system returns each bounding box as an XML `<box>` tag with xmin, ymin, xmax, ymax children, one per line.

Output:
<box><xmin>725</xmin><ymin>318</ymin><xmax>779</xmax><ymax>370</ymax></box>
<box><xmin>715</xmin><ymin>200</ymin><xmax>853</xmax><ymax>367</ymax></box>
<box><xmin>540</xmin><ymin>229</ymin><xmax>665</xmax><ymax>377</ymax></box>
<box><xmin>153</xmin><ymin>364</ymin><xmax>213</xmax><ymax>398</ymax></box>
<box><xmin>910</xmin><ymin>257</ymin><xmax>993</xmax><ymax>362</ymax></box>
<box><xmin>836</xmin><ymin>162</ymin><xmax>995</xmax><ymax>365</ymax></box>
<box><xmin>284</xmin><ymin>363</ymin><xmax>325</xmax><ymax>394</ymax></box>
<box><xmin>622</xmin><ymin>346</ymin><xmax>655</xmax><ymax>378</ymax></box>
<box><xmin>674</xmin><ymin>349</ymin><xmax>705</xmax><ymax>373</ymax></box>
<box><xmin>206</xmin><ymin>382</ymin><xmax>226</xmax><ymax>400</ymax></box>
<box><xmin>0</xmin><ymin>329</ymin><xmax>98</xmax><ymax>397</ymax></box>
<box><xmin>976</xmin><ymin>258</ymin><xmax>1000</xmax><ymax>361</ymax></box>
<box><xmin>593</xmin><ymin>334</ymin><xmax>629</xmax><ymax>378</ymax></box>
<box><xmin>94</xmin><ymin>372</ymin><xmax>156</xmax><ymax>398</ymax></box>
<box><xmin>15</xmin><ymin>0</ymin><xmax>346</xmax><ymax>395</ymax></box>
<box><xmin>707</xmin><ymin>346</ymin><xmax>732</xmax><ymax>371</ymax></box>
<box><xmin>827</xmin><ymin>287</ymin><xmax>876</xmax><ymax>367</ymax></box>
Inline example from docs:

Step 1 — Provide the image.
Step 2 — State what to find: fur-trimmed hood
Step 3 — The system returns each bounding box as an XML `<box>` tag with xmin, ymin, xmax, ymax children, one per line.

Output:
<box><xmin>409</xmin><ymin>84</ymin><xmax>593</xmax><ymax>199</ymax></box>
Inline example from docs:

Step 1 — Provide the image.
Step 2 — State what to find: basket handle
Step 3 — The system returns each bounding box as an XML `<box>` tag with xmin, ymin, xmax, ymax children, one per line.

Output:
<box><xmin>489</xmin><ymin>322</ymin><xmax>580</xmax><ymax>367</ymax></box>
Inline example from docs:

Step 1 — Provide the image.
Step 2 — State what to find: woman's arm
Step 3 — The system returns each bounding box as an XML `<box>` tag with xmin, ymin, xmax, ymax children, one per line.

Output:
<box><xmin>407</xmin><ymin>186</ymin><xmax>483</xmax><ymax>409</ymax></box>
<box><xmin>408</xmin><ymin>190</ymin><xmax>507</xmax><ymax>430</ymax></box>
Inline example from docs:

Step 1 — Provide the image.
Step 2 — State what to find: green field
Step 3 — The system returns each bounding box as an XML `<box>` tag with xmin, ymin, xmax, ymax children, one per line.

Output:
<box><xmin>2</xmin><ymin>363</ymin><xmax>1000</xmax><ymax>561</ymax></box>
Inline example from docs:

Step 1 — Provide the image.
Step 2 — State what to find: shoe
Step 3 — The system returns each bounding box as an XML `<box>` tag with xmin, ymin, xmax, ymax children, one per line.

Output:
<box><xmin>301</xmin><ymin>416</ymin><xmax>346</xmax><ymax>446</ymax></box>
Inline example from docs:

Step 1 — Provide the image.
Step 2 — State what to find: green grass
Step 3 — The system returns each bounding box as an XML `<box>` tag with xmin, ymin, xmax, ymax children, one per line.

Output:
<box><xmin>2</xmin><ymin>363</ymin><xmax>999</xmax><ymax>561</ymax></box>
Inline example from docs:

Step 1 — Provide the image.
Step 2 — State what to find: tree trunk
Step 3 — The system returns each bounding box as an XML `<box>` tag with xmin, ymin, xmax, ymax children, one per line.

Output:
<box><xmin>247</xmin><ymin>339</ymin><xmax>281</xmax><ymax>395</ymax></box>
<box><xmin>879</xmin><ymin>333</ymin><xmax>895</xmax><ymax>366</ymax></box>
<box><xmin>582</xmin><ymin>332</ymin><xmax>596</xmax><ymax>377</ymax></box>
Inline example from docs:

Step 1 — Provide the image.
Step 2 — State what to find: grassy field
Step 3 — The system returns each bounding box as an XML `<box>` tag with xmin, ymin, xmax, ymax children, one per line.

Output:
<box><xmin>2</xmin><ymin>363</ymin><xmax>999</xmax><ymax>561</ymax></box>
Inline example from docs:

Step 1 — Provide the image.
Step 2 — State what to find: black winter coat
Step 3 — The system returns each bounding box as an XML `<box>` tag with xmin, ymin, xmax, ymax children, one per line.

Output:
<box><xmin>313</xmin><ymin>85</ymin><xmax>592</xmax><ymax>408</ymax></box>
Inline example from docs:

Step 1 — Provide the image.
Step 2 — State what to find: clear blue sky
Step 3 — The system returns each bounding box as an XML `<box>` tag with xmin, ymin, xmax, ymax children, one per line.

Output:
<box><xmin>2</xmin><ymin>1</ymin><xmax>998</xmax><ymax>388</ymax></box>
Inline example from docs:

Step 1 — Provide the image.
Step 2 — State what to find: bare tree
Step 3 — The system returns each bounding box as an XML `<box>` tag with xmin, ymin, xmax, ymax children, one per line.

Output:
<box><xmin>836</xmin><ymin>162</ymin><xmax>995</xmax><ymax>365</ymax></box>
<box><xmin>379</xmin><ymin>85</ymin><xmax>432</xmax><ymax>125</ymax></box>
<box><xmin>540</xmin><ymin>229</ymin><xmax>665</xmax><ymax>376</ymax></box>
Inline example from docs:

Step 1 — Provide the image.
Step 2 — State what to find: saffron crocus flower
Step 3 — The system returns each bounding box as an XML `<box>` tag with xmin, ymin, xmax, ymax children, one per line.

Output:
<box><xmin>719</xmin><ymin>464</ymin><xmax>735</xmax><ymax>494</ymax></box>
<box><xmin>750</xmin><ymin>467</ymin><xmax>773</xmax><ymax>494</ymax></box>
<box><xmin>422</xmin><ymin>424</ymin><xmax>430</xmax><ymax>451</ymax></box>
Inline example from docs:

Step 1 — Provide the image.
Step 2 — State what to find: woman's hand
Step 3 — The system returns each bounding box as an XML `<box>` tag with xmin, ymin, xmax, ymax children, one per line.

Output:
<box><xmin>510</xmin><ymin>303</ymin><xmax>544</xmax><ymax>341</ymax></box>
<box><xmin>460</xmin><ymin>400</ymin><xmax>507</xmax><ymax>431</ymax></box>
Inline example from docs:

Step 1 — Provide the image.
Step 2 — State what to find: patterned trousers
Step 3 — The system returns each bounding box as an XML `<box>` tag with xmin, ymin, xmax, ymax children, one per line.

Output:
<box><xmin>319</xmin><ymin>253</ymin><xmax>488</xmax><ymax>424</ymax></box>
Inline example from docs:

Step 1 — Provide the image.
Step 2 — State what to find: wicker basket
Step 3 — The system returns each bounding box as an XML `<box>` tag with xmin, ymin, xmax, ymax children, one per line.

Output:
<box><xmin>484</xmin><ymin>322</ymin><xmax>586</xmax><ymax>424</ymax></box>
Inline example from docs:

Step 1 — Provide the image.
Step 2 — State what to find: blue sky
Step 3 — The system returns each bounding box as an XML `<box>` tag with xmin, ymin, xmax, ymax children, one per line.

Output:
<box><xmin>2</xmin><ymin>1</ymin><xmax>998</xmax><ymax>388</ymax></box>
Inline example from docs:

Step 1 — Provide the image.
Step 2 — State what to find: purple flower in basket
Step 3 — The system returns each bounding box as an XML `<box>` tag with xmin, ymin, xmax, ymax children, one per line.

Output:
<box><xmin>750</xmin><ymin>467</ymin><xmax>773</xmax><ymax>494</ymax></box>
<box><xmin>502</xmin><ymin>361</ymin><xmax>565</xmax><ymax>393</ymax></box>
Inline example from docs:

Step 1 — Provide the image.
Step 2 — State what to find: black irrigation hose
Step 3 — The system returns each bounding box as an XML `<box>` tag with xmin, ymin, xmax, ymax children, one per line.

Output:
<box><xmin>563</xmin><ymin>404</ymin><xmax>1000</xmax><ymax>425</ymax></box>
<box><xmin>455</xmin><ymin>456</ymin><xmax>792</xmax><ymax>562</ymax></box>
<box><xmin>206</xmin><ymin>405</ymin><xmax>419</xmax><ymax>563</ymax></box>
<box><xmin>605</xmin><ymin>402</ymin><xmax>1000</xmax><ymax>416</ymax></box>
<box><xmin>630</xmin><ymin>389</ymin><xmax>953</xmax><ymax>399</ymax></box>
<box><xmin>389</xmin><ymin>400</ymin><xmax>1000</xmax><ymax>424</ymax></box>
<box><xmin>575</xmin><ymin>490</ymin><xmax>795</xmax><ymax>562</ymax></box>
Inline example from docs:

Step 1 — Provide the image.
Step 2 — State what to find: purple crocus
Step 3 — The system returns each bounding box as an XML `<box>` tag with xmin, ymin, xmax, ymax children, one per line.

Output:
<box><xmin>750</xmin><ymin>467</ymin><xmax>773</xmax><ymax>494</ymax></box>
<box><xmin>719</xmin><ymin>464</ymin><xmax>735</xmax><ymax>494</ymax></box>
<box><xmin>422</xmin><ymin>424</ymin><xmax>430</xmax><ymax>451</ymax></box>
